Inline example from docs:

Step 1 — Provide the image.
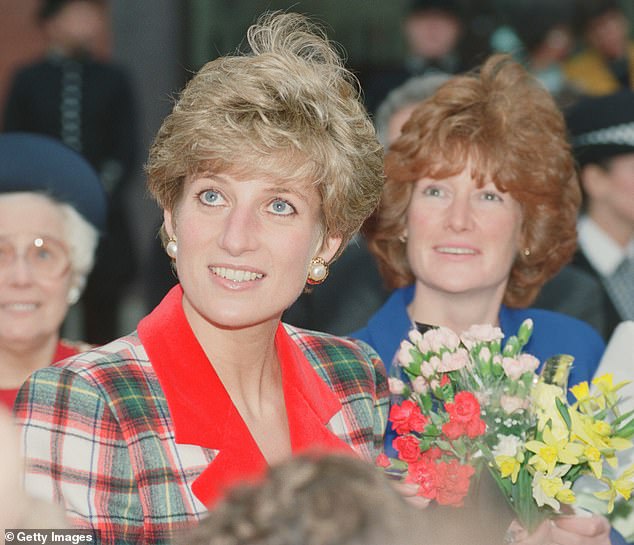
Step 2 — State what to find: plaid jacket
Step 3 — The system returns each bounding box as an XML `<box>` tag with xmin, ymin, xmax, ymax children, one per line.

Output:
<box><xmin>14</xmin><ymin>286</ymin><xmax>388</xmax><ymax>545</ymax></box>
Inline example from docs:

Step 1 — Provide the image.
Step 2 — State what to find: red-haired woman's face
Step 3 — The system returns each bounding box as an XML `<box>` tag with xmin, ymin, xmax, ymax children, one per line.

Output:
<box><xmin>405</xmin><ymin>164</ymin><xmax>523</xmax><ymax>301</ymax></box>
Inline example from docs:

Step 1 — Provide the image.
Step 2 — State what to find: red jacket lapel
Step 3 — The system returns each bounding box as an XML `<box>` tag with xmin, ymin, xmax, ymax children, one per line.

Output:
<box><xmin>138</xmin><ymin>285</ymin><xmax>354</xmax><ymax>507</ymax></box>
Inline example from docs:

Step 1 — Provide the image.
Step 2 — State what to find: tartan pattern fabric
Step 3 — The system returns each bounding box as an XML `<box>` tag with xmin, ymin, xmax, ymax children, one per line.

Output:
<box><xmin>15</xmin><ymin>324</ymin><xmax>387</xmax><ymax>545</ymax></box>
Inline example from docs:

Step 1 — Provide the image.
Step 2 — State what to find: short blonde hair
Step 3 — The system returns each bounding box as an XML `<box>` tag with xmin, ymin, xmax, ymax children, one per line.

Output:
<box><xmin>367</xmin><ymin>54</ymin><xmax>580</xmax><ymax>307</ymax></box>
<box><xmin>146</xmin><ymin>12</ymin><xmax>384</xmax><ymax>252</ymax></box>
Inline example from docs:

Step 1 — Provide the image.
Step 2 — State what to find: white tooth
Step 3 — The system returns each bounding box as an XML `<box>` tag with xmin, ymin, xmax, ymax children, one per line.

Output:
<box><xmin>212</xmin><ymin>266</ymin><xmax>263</xmax><ymax>282</ymax></box>
<box><xmin>5</xmin><ymin>303</ymin><xmax>36</xmax><ymax>311</ymax></box>
<box><xmin>439</xmin><ymin>247</ymin><xmax>474</xmax><ymax>255</ymax></box>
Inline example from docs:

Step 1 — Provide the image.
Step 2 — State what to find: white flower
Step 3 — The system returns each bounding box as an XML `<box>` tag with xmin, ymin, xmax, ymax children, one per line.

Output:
<box><xmin>531</xmin><ymin>464</ymin><xmax>571</xmax><ymax>511</ymax></box>
<box><xmin>492</xmin><ymin>434</ymin><xmax>522</xmax><ymax>458</ymax></box>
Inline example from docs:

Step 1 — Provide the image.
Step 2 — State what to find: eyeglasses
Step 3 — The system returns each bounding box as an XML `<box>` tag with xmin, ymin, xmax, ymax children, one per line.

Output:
<box><xmin>0</xmin><ymin>235</ymin><xmax>71</xmax><ymax>280</ymax></box>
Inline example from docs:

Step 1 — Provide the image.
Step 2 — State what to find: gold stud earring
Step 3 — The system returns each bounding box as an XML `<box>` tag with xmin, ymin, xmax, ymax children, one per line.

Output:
<box><xmin>398</xmin><ymin>229</ymin><xmax>408</xmax><ymax>244</ymax></box>
<box><xmin>307</xmin><ymin>257</ymin><xmax>329</xmax><ymax>285</ymax></box>
<box><xmin>166</xmin><ymin>238</ymin><xmax>178</xmax><ymax>259</ymax></box>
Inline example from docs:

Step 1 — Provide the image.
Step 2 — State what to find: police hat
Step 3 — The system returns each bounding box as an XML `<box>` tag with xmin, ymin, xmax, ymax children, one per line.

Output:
<box><xmin>0</xmin><ymin>133</ymin><xmax>107</xmax><ymax>232</ymax></box>
<box><xmin>566</xmin><ymin>90</ymin><xmax>634</xmax><ymax>167</ymax></box>
<box><xmin>407</xmin><ymin>0</ymin><xmax>462</xmax><ymax>18</ymax></box>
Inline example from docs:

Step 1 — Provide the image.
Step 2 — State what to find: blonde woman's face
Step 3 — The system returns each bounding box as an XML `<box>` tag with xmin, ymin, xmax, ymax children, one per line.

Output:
<box><xmin>0</xmin><ymin>194</ymin><xmax>73</xmax><ymax>351</ymax></box>
<box><xmin>164</xmin><ymin>170</ymin><xmax>341</xmax><ymax>332</ymax></box>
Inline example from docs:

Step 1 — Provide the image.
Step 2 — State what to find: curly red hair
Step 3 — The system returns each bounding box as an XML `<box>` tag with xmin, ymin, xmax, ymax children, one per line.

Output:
<box><xmin>366</xmin><ymin>54</ymin><xmax>581</xmax><ymax>308</ymax></box>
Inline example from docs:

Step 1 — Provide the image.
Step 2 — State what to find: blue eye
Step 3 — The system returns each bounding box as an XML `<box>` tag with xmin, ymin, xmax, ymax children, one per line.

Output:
<box><xmin>423</xmin><ymin>186</ymin><xmax>443</xmax><ymax>197</ymax></box>
<box><xmin>268</xmin><ymin>199</ymin><xmax>295</xmax><ymax>216</ymax></box>
<box><xmin>199</xmin><ymin>190</ymin><xmax>223</xmax><ymax>206</ymax></box>
<box><xmin>481</xmin><ymin>191</ymin><xmax>502</xmax><ymax>202</ymax></box>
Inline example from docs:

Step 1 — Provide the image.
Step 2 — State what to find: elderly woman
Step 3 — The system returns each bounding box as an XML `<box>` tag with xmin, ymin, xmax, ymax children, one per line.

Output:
<box><xmin>353</xmin><ymin>55</ymin><xmax>615</xmax><ymax>544</ymax></box>
<box><xmin>15</xmin><ymin>12</ymin><xmax>386</xmax><ymax>545</ymax></box>
<box><xmin>0</xmin><ymin>133</ymin><xmax>104</xmax><ymax>409</ymax></box>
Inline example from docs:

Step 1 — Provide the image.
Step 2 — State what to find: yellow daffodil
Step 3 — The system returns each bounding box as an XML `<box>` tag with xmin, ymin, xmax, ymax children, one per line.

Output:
<box><xmin>570</xmin><ymin>381</ymin><xmax>596</xmax><ymax>414</ymax></box>
<box><xmin>583</xmin><ymin>445</ymin><xmax>603</xmax><ymax>479</ymax></box>
<box><xmin>592</xmin><ymin>374</ymin><xmax>630</xmax><ymax>409</ymax></box>
<box><xmin>532</xmin><ymin>383</ymin><xmax>570</xmax><ymax>435</ymax></box>
<box><xmin>526</xmin><ymin>426</ymin><xmax>584</xmax><ymax>474</ymax></box>
<box><xmin>594</xmin><ymin>465</ymin><xmax>634</xmax><ymax>512</ymax></box>
<box><xmin>532</xmin><ymin>465</ymin><xmax>575</xmax><ymax>510</ymax></box>
<box><xmin>568</xmin><ymin>409</ymin><xmax>632</xmax><ymax>472</ymax></box>
<box><xmin>495</xmin><ymin>454</ymin><xmax>523</xmax><ymax>483</ymax></box>
<box><xmin>570</xmin><ymin>381</ymin><xmax>590</xmax><ymax>402</ymax></box>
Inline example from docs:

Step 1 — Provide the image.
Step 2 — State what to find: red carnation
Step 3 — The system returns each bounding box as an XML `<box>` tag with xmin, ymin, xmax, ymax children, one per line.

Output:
<box><xmin>442</xmin><ymin>419</ymin><xmax>465</xmax><ymax>440</ymax></box>
<box><xmin>435</xmin><ymin>460</ymin><xmax>475</xmax><ymax>506</ymax></box>
<box><xmin>465</xmin><ymin>416</ymin><xmax>486</xmax><ymax>438</ymax></box>
<box><xmin>389</xmin><ymin>400</ymin><xmax>428</xmax><ymax>435</ymax></box>
<box><xmin>445</xmin><ymin>391</ymin><xmax>481</xmax><ymax>424</ymax></box>
<box><xmin>375</xmin><ymin>453</ymin><xmax>391</xmax><ymax>468</ymax></box>
<box><xmin>393</xmin><ymin>435</ymin><xmax>422</xmax><ymax>463</ymax></box>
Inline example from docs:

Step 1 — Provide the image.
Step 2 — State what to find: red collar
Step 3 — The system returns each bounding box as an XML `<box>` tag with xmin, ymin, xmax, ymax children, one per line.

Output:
<box><xmin>138</xmin><ymin>285</ymin><xmax>352</xmax><ymax>507</ymax></box>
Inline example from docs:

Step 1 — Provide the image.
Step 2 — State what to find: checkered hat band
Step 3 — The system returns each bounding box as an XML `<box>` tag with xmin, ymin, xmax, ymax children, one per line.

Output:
<box><xmin>573</xmin><ymin>122</ymin><xmax>634</xmax><ymax>148</ymax></box>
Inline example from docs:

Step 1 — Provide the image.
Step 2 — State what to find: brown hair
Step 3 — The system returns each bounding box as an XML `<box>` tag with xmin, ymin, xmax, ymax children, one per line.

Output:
<box><xmin>180</xmin><ymin>454</ymin><xmax>429</xmax><ymax>545</ymax></box>
<box><xmin>146</xmin><ymin>12</ymin><xmax>383</xmax><ymax>253</ymax></box>
<box><xmin>367</xmin><ymin>54</ymin><xmax>581</xmax><ymax>307</ymax></box>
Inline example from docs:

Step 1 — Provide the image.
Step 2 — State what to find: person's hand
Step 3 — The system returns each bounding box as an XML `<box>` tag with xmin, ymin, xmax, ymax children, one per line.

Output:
<box><xmin>507</xmin><ymin>519</ymin><xmax>552</xmax><ymax>545</ymax></box>
<box><xmin>550</xmin><ymin>514</ymin><xmax>611</xmax><ymax>545</ymax></box>
<box><xmin>507</xmin><ymin>515</ymin><xmax>611</xmax><ymax>545</ymax></box>
<box><xmin>392</xmin><ymin>481</ymin><xmax>432</xmax><ymax>509</ymax></box>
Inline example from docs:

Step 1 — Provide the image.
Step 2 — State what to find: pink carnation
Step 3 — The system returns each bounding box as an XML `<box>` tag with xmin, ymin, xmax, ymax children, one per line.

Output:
<box><xmin>388</xmin><ymin>378</ymin><xmax>406</xmax><ymax>395</ymax></box>
<box><xmin>502</xmin><ymin>353</ymin><xmax>540</xmax><ymax>380</ymax></box>
<box><xmin>460</xmin><ymin>324</ymin><xmax>503</xmax><ymax>350</ymax></box>
<box><xmin>396</xmin><ymin>340</ymin><xmax>416</xmax><ymax>367</ymax></box>
<box><xmin>424</xmin><ymin>327</ymin><xmax>461</xmax><ymax>352</ymax></box>
<box><xmin>438</xmin><ymin>348</ymin><xmax>470</xmax><ymax>372</ymax></box>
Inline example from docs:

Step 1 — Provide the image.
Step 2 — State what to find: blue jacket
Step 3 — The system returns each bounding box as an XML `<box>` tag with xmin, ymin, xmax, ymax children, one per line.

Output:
<box><xmin>352</xmin><ymin>285</ymin><xmax>605</xmax><ymax>388</ymax></box>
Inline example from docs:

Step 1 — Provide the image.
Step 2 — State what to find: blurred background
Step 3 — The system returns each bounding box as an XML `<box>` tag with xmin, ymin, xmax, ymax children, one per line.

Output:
<box><xmin>1</xmin><ymin>0</ymin><xmax>633</xmax><ymax>339</ymax></box>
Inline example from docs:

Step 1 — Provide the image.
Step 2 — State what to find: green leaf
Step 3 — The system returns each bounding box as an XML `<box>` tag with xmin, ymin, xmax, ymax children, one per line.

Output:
<box><xmin>612</xmin><ymin>408</ymin><xmax>634</xmax><ymax>428</ymax></box>
<box><xmin>615</xmin><ymin>420</ymin><xmax>634</xmax><ymax>439</ymax></box>
<box><xmin>435</xmin><ymin>440</ymin><xmax>452</xmax><ymax>451</ymax></box>
<box><xmin>555</xmin><ymin>397</ymin><xmax>572</xmax><ymax>430</ymax></box>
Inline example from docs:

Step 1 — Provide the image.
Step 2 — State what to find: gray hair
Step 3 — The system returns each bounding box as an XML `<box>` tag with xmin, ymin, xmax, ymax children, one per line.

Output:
<box><xmin>375</xmin><ymin>72</ymin><xmax>451</xmax><ymax>148</ymax></box>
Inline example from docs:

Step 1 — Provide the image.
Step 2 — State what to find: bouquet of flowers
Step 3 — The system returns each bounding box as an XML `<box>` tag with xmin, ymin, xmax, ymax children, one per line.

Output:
<box><xmin>378</xmin><ymin>319</ymin><xmax>634</xmax><ymax>533</ymax></box>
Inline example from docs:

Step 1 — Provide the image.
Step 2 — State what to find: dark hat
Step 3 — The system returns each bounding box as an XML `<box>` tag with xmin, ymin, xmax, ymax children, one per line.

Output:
<box><xmin>38</xmin><ymin>0</ymin><xmax>105</xmax><ymax>22</ymax></box>
<box><xmin>407</xmin><ymin>0</ymin><xmax>462</xmax><ymax>17</ymax></box>
<box><xmin>565</xmin><ymin>90</ymin><xmax>634</xmax><ymax>167</ymax></box>
<box><xmin>0</xmin><ymin>133</ymin><xmax>107</xmax><ymax>232</ymax></box>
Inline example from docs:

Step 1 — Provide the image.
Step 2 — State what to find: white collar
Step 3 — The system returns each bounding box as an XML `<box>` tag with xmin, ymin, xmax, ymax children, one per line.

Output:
<box><xmin>578</xmin><ymin>217</ymin><xmax>634</xmax><ymax>276</ymax></box>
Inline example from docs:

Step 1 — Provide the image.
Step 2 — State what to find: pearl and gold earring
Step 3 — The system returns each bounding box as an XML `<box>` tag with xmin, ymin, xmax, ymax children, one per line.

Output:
<box><xmin>307</xmin><ymin>257</ymin><xmax>329</xmax><ymax>285</ymax></box>
<box><xmin>166</xmin><ymin>238</ymin><xmax>178</xmax><ymax>259</ymax></box>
